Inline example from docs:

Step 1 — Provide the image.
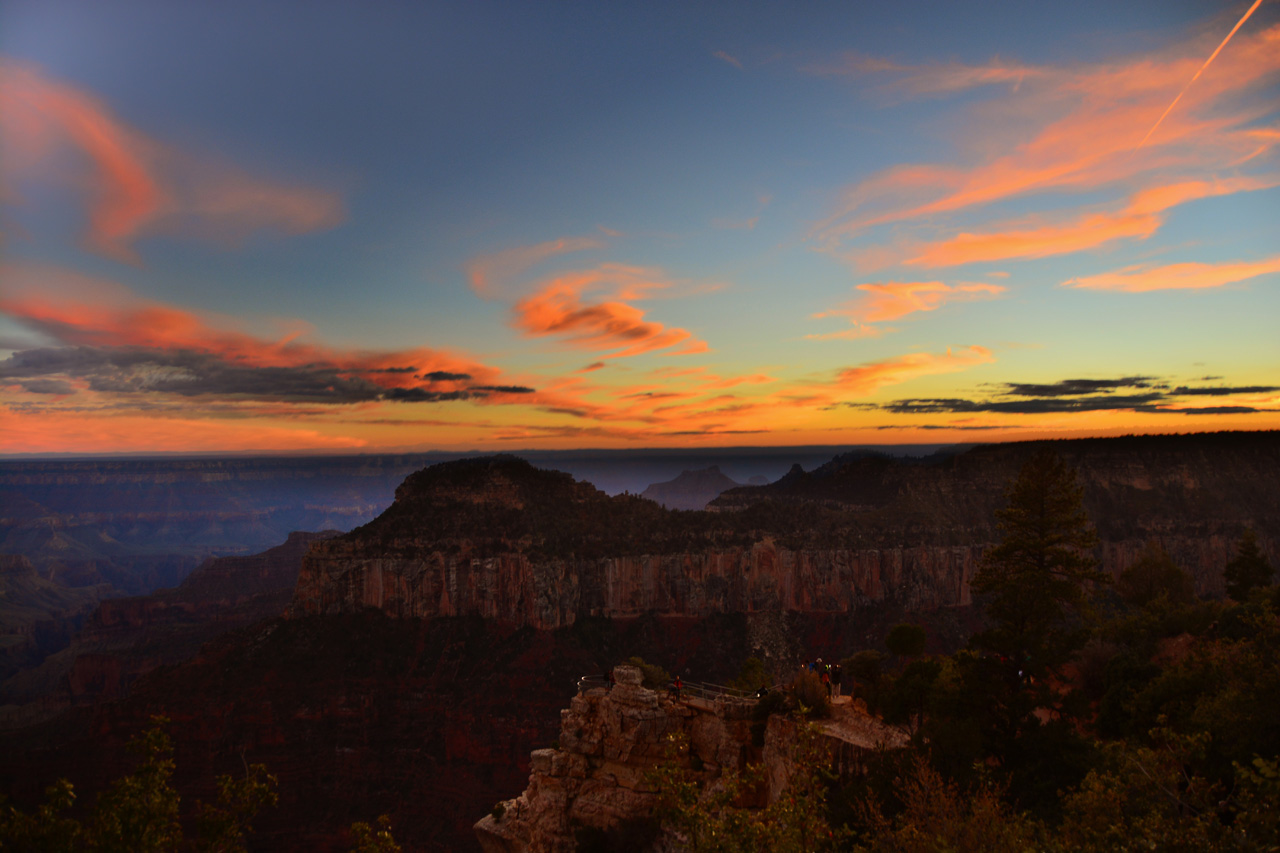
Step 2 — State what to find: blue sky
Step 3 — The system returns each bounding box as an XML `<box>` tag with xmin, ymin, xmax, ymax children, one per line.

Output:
<box><xmin>1</xmin><ymin>0</ymin><xmax>1277</xmax><ymax>452</ymax></box>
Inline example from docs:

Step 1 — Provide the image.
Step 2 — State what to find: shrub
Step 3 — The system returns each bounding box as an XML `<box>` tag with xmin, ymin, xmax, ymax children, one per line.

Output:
<box><xmin>626</xmin><ymin>656</ymin><xmax>672</xmax><ymax>690</ymax></box>
<box><xmin>789</xmin><ymin>671</ymin><xmax>832</xmax><ymax>719</ymax></box>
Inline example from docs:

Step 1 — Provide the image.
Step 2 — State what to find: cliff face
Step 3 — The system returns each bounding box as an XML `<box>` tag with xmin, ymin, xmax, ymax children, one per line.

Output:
<box><xmin>294</xmin><ymin>543</ymin><xmax>983</xmax><ymax>629</ymax></box>
<box><xmin>293</xmin><ymin>434</ymin><xmax>1280</xmax><ymax>627</ymax></box>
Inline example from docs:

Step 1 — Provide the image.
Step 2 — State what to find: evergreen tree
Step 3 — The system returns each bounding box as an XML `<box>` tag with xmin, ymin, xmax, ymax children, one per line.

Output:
<box><xmin>1224</xmin><ymin>529</ymin><xmax>1273</xmax><ymax>601</ymax></box>
<box><xmin>970</xmin><ymin>450</ymin><xmax>1106</xmax><ymax>681</ymax></box>
<box><xmin>962</xmin><ymin>451</ymin><xmax>1107</xmax><ymax>806</ymax></box>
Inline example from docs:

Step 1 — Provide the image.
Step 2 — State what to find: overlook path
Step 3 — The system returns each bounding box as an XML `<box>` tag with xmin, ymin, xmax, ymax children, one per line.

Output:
<box><xmin>578</xmin><ymin>675</ymin><xmax>907</xmax><ymax>749</ymax></box>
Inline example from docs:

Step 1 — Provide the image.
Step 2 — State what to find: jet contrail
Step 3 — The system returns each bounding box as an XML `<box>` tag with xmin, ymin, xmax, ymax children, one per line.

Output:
<box><xmin>1134</xmin><ymin>0</ymin><xmax>1265</xmax><ymax>152</ymax></box>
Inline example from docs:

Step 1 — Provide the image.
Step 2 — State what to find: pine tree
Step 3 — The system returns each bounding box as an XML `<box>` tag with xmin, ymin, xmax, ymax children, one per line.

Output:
<box><xmin>970</xmin><ymin>450</ymin><xmax>1107</xmax><ymax>681</ymax></box>
<box><xmin>1224</xmin><ymin>529</ymin><xmax>1273</xmax><ymax>601</ymax></box>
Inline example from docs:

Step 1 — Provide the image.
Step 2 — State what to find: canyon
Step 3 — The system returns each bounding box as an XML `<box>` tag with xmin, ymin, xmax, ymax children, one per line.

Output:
<box><xmin>0</xmin><ymin>431</ymin><xmax>1276</xmax><ymax>851</ymax></box>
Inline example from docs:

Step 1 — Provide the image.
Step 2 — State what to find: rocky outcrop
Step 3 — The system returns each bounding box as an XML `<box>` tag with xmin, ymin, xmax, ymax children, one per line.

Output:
<box><xmin>641</xmin><ymin>467</ymin><xmax>744</xmax><ymax>511</ymax></box>
<box><xmin>475</xmin><ymin>665</ymin><xmax>906</xmax><ymax>853</ymax></box>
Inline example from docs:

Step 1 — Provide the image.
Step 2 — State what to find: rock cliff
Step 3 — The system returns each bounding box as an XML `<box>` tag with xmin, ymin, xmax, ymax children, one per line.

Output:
<box><xmin>292</xmin><ymin>434</ymin><xmax>1279</xmax><ymax>627</ymax></box>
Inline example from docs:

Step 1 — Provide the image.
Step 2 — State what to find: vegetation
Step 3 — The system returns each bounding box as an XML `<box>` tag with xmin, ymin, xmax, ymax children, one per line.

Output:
<box><xmin>1225</xmin><ymin>529</ymin><xmax>1273</xmax><ymax>601</ymax></box>
<box><xmin>626</xmin><ymin>656</ymin><xmax>672</xmax><ymax>690</ymax></box>
<box><xmin>643</xmin><ymin>451</ymin><xmax>1280</xmax><ymax>851</ymax></box>
<box><xmin>647</xmin><ymin>726</ymin><xmax>843</xmax><ymax>852</ymax></box>
<box><xmin>0</xmin><ymin>716</ymin><xmax>277</xmax><ymax>853</ymax></box>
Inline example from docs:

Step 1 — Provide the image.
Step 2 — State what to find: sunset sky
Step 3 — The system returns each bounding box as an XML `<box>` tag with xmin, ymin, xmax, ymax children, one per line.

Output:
<box><xmin>1</xmin><ymin>0</ymin><xmax>1277</xmax><ymax>454</ymax></box>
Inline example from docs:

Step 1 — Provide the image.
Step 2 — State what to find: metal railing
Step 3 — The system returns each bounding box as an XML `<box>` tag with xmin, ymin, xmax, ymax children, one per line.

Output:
<box><xmin>577</xmin><ymin>673</ymin><xmax>777</xmax><ymax>706</ymax></box>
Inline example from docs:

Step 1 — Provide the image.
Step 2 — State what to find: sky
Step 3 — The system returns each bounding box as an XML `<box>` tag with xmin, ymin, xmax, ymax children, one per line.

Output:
<box><xmin>1</xmin><ymin>0</ymin><xmax>1277</xmax><ymax>454</ymax></box>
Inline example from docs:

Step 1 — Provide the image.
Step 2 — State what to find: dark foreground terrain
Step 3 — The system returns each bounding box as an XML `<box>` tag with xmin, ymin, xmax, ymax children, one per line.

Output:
<box><xmin>0</xmin><ymin>431</ymin><xmax>1276</xmax><ymax>850</ymax></box>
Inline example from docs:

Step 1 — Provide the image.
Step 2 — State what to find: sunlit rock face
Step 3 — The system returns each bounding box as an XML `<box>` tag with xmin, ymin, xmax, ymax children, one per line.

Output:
<box><xmin>293</xmin><ymin>434</ymin><xmax>1280</xmax><ymax>626</ymax></box>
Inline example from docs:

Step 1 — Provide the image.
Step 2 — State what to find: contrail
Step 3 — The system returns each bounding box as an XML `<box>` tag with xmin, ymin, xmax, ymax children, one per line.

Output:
<box><xmin>1134</xmin><ymin>0</ymin><xmax>1265</xmax><ymax>152</ymax></box>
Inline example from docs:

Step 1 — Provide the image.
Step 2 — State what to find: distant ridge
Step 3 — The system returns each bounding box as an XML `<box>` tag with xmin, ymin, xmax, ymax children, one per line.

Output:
<box><xmin>640</xmin><ymin>465</ymin><xmax>745</xmax><ymax>510</ymax></box>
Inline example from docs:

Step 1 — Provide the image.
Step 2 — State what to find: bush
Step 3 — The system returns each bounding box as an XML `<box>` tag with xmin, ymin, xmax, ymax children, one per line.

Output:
<box><xmin>732</xmin><ymin>656</ymin><xmax>770</xmax><ymax>692</ymax></box>
<box><xmin>627</xmin><ymin>656</ymin><xmax>672</xmax><ymax>690</ymax></box>
<box><xmin>789</xmin><ymin>671</ymin><xmax>832</xmax><ymax>718</ymax></box>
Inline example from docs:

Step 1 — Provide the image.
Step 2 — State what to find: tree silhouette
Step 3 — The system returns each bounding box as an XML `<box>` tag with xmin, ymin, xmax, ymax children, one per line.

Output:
<box><xmin>970</xmin><ymin>450</ymin><xmax>1106</xmax><ymax>681</ymax></box>
<box><xmin>1224</xmin><ymin>529</ymin><xmax>1273</xmax><ymax>601</ymax></box>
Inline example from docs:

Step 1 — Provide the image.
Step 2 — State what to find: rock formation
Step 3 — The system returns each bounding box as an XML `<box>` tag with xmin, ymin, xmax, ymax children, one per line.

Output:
<box><xmin>640</xmin><ymin>466</ymin><xmax>744</xmax><ymax>511</ymax></box>
<box><xmin>474</xmin><ymin>664</ymin><xmax>906</xmax><ymax>852</ymax></box>
<box><xmin>293</xmin><ymin>434</ymin><xmax>1280</xmax><ymax>628</ymax></box>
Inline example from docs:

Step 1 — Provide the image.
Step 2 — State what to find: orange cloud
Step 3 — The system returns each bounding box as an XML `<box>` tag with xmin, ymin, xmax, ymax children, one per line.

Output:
<box><xmin>1064</xmin><ymin>253</ymin><xmax>1280</xmax><ymax>292</ymax></box>
<box><xmin>817</xmin><ymin>281</ymin><xmax>1006</xmax><ymax>324</ymax></box>
<box><xmin>834</xmin><ymin>346</ymin><xmax>996</xmax><ymax>396</ymax></box>
<box><xmin>514</xmin><ymin>285</ymin><xmax>707</xmax><ymax>358</ymax></box>
<box><xmin>0</xmin><ymin>263</ymin><xmax>509</xmax><ymax>391</ymax></box>
<box><xmin>901</xmin><ymin>176</ymin><xmax>1279</xmax><ymax>268</ymax></box>
<box><xmin>465</xmin><ymin>235</ymin><xmax>604</xmax><ymax>298</ymax></box>
<box><xmin>0</xmin><ymin>58</ymin><xmax>343</xmax><ymax>261</ymax></box>
<box><xmin>511</xmin><ymin>264</ymin><xmax>709</xmax><ymax>358</ymax></box>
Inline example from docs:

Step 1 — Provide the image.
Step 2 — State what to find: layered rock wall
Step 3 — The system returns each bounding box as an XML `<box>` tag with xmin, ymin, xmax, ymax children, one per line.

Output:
<box><xmin>293</xmin><ymin>543</ymin><xmax>984</xmax><ymax>629</ymax></box>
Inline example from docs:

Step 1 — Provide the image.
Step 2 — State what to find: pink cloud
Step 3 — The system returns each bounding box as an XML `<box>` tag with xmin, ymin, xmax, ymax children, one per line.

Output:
<box><xmin>0</xmin><ymin>58</ymin><xmax>343</xmax><ymax>262</ymax></box>
<box><xmin>465</xmin><ymin>235</ymin><xmax>605</xmax><ymax>298</ymax></box>
<box><xmin>813</xmin><ymin>21</ymin><xmax>1280</xmax><ymax>249</ymax></box>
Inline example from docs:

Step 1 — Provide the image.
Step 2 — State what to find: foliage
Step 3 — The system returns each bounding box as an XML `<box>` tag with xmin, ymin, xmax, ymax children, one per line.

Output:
<box><xmin>789</xmin><ymin>671</ymin><xmax>832</xmax><ymax>719</ymax></box>
<box><xmin>349</xmin><ymin>815</ymin><xmax>401</xmax><ymax>853</ymax></box>
<box><xmin>0</xmin><ymin>717</ymin><xmax>277</xmax><ymax>853</ymax></box>
<box><xmin>969</xmin><ymin>450</ymin><xmax>1107</xmax><ymax>678</ymax></box>
<box><xmin>1055</xmin><ymin>726</ymin><xmax>1223</xmax><ymax>853</ymax></box>
<box><xmin>86</xmin><ymin>717</ymin><xmax>183</xmax><ymax>853</ymax></box>
<box><xmin>731</xmin><ymin>656</ymin><xmax>770</xmax><ymax>693</ymax></box>
<box><xmin>192</xmin><ymin>762</ymin><xmax>279</xmax><ymax>853</ymax></box>
<box><xmin>850</xmin><ymin>755</ymin><xmax>1042</xmax><ymax>853</ymax></box>
<box><xmin>885</xmin><ymin>624</ymin><xmax>927</xmax><ymax>658</ymax></box>
<box><xmin>627</xmin><ymin>656</ymin><xmax>672</xmax><ymax>690</ymax></box>
<box><xmin>647</xmin><ymin>726</ymin><xmax>843</xmax><ymax>853</ymax></box>
<box><xmin>0</xmin><ymin>778</ymin><xmax>82</xmax><ymax>852</ymax></box>
<box><xmin>1116</xmin><ymin>541</ymin><xmax>1195</xmax><ymax>608</ymax></box>
<box><xmin>1225</xmin><ymin>530</ymin><xmax>1273</xmax><ymax>602</ymax></box>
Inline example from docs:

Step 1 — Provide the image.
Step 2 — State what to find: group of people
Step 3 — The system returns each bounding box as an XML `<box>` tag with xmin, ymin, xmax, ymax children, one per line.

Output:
<box><xmin>800</xmin><ymin>658</ymin><xmax>841</xmax><ymax>698</ymax></box>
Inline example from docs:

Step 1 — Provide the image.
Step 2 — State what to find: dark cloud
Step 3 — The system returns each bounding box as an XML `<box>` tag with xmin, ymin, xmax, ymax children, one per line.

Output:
<box><xmin>471</xmin><ymin>385</ymin><xmax>535</xmax><ymax>394</ymax></box>
<box><xmin>0</xmin><ymin>346</ymin><xmax>531</xmax><ymax>405</ymax></box>
<box><xmin>420</xmin><ymin>371</ymin><xmax>471</xmax><ymax>381</ymax></box>
<box><xmin>363</xmin><ymin>366</ymin><xmax>418</xmax><ymax>374</ymax></box>
<box><xmin>1000</xmin><ymin>377</ymin><xmax>1156</xmax><ymax>397</ymax></box>
<box><xmin>883</xmin><ymin>393</ymin><xmax>1167</xmax><ymax>415</ymax></box>
<box><xmin>878</xmin><ymin>373</ymin><xmax>1274</xmax><ymax>418</ymax></box>
<box><xmin>382</xmin><ymin>387</ymin><xmax>479</xmax><ymax>403</ymax></box>
<box><xmin>16</xmin><ymin>378</ymin><xmax>75</xmax><ymax>394</ymax></box>
<box><xmin>1171</xmin><ymin>385</ymin><xmax>1279</xmax><ymax>396</ymax></box>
